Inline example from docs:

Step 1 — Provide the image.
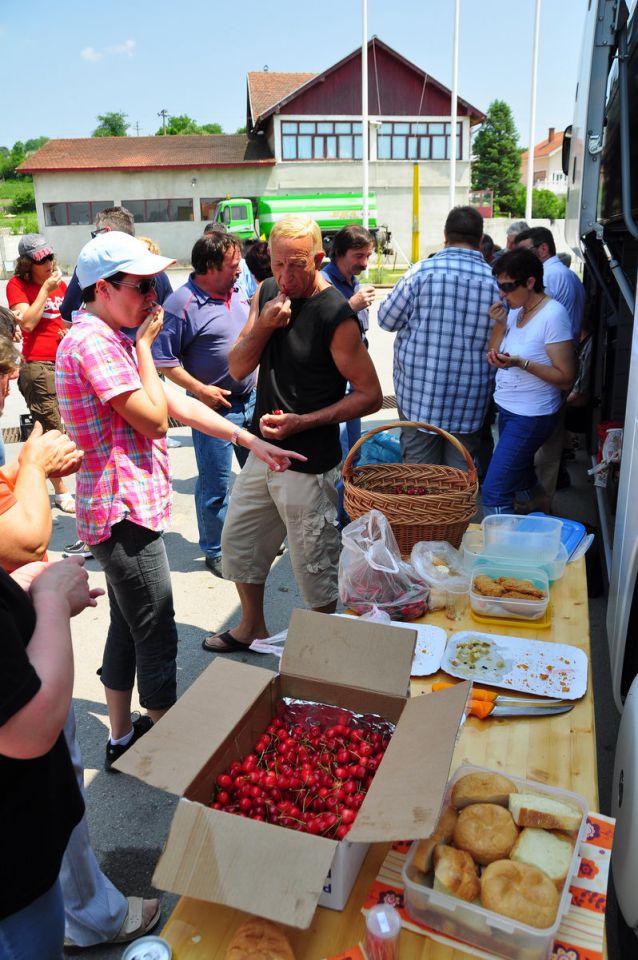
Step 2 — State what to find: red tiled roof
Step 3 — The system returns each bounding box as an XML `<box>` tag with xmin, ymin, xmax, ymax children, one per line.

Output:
<box><xmin>521</xmin><ymin>131</ymin><xmax>565</xmax><ymax>162</ymax></box>
<box><xmin>248</xmin><ymin>72</ymin><xmax>317</xmax><ymax>125</ymax></box>
<box><xmin>18</xmin><ymin>135</ymin><xmax>274</xmax><ymax>173</ymax></box>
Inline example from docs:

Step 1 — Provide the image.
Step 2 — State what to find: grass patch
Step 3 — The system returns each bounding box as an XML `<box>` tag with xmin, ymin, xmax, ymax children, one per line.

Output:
<box><xmin>370</xmin><ymin>266</ymin><xmax>408</xmax><ymax>285</ymax></box>
<box><xmin>0</xmin><ymin>179</ymin><xmax>32</xmax><ymax>202</ymax></box>
<box><xmin>0</xmin><ymin>213</ymin><xmax>39</xmax><ymax>235</ymax></box>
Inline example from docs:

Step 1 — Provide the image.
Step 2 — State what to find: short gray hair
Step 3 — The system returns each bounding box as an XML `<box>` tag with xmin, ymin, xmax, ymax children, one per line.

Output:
<box><xmin>506</xmin><ymin>220</ymin><xmax>530</xmax><ymax>238</ymax></box>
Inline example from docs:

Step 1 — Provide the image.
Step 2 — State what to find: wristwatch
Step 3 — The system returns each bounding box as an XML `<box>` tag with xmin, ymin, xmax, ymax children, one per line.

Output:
<box><xmin>230</xmin><ymin>428</ymin><xmax>243</xmax><ymax>446</ymax></box>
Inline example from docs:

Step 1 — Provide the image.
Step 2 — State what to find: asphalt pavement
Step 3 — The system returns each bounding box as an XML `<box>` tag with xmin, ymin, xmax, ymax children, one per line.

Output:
<box><xmin>0</xmin><ymin>278</ymin><xmax>624</xmax><ymax>958</ymax></box>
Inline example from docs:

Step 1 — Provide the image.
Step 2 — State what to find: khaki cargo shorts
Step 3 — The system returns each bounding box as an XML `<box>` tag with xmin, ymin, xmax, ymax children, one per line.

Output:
<box><xmin>18</xmin><ymin>360</ymin><xmax>64</xmax><ymax>432</ymax></box>
<box><xmin>221</xmin><ymin>453</ymin><xmax>341</xmax><ymax>608</ymax></box>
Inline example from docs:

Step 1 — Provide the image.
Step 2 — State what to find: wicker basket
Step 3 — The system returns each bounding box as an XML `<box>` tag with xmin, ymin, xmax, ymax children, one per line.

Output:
<box><xmin>343</xmin><ymin>421</ymin><xmax>478</xmax><ymax>555</ymax></box>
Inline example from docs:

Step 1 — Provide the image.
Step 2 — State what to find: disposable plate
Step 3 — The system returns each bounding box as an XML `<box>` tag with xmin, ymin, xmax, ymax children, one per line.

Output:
<box><xmin>337</xmin><ymin>614</ymin><xmax>447</xmax><ymax>676</ymax></box>
<box><xmin>440</xmin><ymin>630</ymin><xmax>588</xmax><ymax>699</ymax></box>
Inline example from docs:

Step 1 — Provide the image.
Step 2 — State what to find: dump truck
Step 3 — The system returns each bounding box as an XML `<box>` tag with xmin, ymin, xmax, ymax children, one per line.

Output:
<box><xmin>211</xmin><ymin>192</ymin><xmax>392</xmax><ymax>253</ymax></box>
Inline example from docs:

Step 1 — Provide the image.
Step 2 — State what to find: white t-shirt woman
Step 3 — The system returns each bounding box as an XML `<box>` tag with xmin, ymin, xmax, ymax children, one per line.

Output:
<box><xmin>494</xmin><ymin>298</ymin><xmax>573</xmax><ymax>416</ymax></box>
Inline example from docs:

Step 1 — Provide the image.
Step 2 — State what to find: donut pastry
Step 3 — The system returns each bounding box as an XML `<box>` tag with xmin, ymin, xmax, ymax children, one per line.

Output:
<box><xmin>453</xmin><ymin>803</ymin><xmax>519</xmax><ymax>865</ymax></box>
<box><xmin>451</xmin><ymin>772</ymin><xmax>517</xmax><ymax>809</ymax></box>
<box><xmin>481</xmin><ymin>859</ymin><xmax>560</xmax><ymax>928</ymax></box>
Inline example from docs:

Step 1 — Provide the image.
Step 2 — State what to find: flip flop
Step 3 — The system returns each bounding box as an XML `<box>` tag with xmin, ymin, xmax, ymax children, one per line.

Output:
<box><xmin>202</xmin><ymin>630</ymin><xmax>251</xmax><ymax>654</ymax></box>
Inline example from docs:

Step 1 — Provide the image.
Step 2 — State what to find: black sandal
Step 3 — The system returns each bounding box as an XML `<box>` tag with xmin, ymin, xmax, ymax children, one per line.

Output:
<box><xmin>201</xmin><ymin>630</ymin><xmax>251</xmax><ymax>654</ymax></box>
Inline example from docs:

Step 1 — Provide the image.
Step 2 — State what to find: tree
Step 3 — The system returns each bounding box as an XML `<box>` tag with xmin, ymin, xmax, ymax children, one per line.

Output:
<box><xmin>154</xmin><ymin>115</ymin><xmax>225</xmax><ymax>135</ymax></box>
<box><xmin>510</xmin><ymin>184</ymin><xmax>567</xmax><ymax>220</ymax></box>
<box><xmin>11</xmin><ymin>183</ymin><xmax>36</xmax><ymax>213</ymax></box>
<box><xmin>472</xmin><ymin>100</ymin><xmax>521</xmax><ymax>215</ymax></box>
<box><xmin>92</xmin><ymin>112</ymin><xmax>129</xmax><ymax>137</ymax></box>
<box><xmin>24</xmin><ymin>136</ymin><xmax>49</xmax><ymax>153</ymax></box>
<box><xmin>235</xmin><ymin>125</ymin><xmax>247</xmax><ymax>135</ymax></box>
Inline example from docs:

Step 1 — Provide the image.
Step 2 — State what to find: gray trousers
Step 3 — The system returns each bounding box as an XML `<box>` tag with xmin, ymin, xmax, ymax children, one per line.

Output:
<box><xmin>61</xmin><ymin>707</ymin><xmax>127</xmax><ymax>946</ymax></box>
<box><xmin>398</xmin><ymin>409</ymin><xmax>480</xmax><ymax>471</ymax></box>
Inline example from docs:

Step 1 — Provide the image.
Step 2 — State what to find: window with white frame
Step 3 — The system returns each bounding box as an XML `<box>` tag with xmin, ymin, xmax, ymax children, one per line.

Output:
<box><xmin>280</xmin><ymin>121</ymin><xmax>363</xmax><ymax>160</ymax></box>
<box><xmin>377</xmin><ymin>121</ymin><xmax>462</xmax><ymax>160</ymax></box>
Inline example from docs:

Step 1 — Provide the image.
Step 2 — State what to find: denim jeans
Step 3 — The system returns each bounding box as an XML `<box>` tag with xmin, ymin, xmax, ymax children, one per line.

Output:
<box><xmin>90</xmin><ymin>520</ymin><xmax>178</xmax><ymax>711</ymax></box>
<box><xmin>0</xmin><ymin>880</ymin><xmax>64</xmax><ymax>960</ymax></box>
<box><xmin>482</xmin><ymin>405</ymin><xmax>560</xmax><ymax>514</ymax></box>
<box><xmin>191</xmin><ymin>391</ymin><xmax>255</xmax><ymax>559</ymax></box>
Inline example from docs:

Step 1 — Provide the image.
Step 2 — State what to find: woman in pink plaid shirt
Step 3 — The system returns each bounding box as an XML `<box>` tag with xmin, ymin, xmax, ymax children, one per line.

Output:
<box><xmin>55</xmin><ymin>232</ymin><xmax>304</xmax><ymax>772</ymax></box>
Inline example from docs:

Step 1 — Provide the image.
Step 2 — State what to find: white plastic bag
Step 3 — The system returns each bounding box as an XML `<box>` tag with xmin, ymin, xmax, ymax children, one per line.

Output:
<box><xmin>410</xmin><ymin>540</ymin><xmax>469</xmax><ymax>611</ymax></box>
<box><xmin>339</xmin><ymin>510</ymin><xmax>428</xmax><ymax>621</ymax></box>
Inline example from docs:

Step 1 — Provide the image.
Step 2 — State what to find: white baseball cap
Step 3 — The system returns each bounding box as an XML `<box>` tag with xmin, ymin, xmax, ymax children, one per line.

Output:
<box><xmin>77</xmin><ymin>231</ymin><xmax>175</xmax><ymax>289</ymax></box>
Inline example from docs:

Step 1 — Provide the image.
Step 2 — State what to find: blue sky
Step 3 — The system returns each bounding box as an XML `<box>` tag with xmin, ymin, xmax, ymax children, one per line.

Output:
<box><xmin>0</xmin><ymin>0</ymin><xmax>587</xmax><ymax>148</ymax></box>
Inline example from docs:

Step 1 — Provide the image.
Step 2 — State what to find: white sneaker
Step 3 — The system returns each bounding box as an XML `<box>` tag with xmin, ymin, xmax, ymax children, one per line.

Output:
<box><xmin>166</xmin><ymin>437</ymin><xmax>181</xmax><ymax>448</ymax></box>
<box><xmin>62</xmin><ymin>540</ymin><xmax>92</xmax><ymax>558</ymax></box>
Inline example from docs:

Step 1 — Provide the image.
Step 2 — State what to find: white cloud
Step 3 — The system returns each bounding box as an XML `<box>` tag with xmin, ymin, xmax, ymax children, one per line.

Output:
<box><xmin>81</xmin><ymin>46</ymin><xmax>103</xmax><ymax>62</ymax></box>
<box><xmin>107</xmin><ymin>39</ymin><xmax>136</xmax><ymax>57</ymax></box>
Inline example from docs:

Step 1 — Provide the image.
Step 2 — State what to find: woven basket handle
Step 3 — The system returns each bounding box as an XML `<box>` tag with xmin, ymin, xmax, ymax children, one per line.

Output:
<box><xmin>342</xmin><ymin>420</ymin><xmax>478</xmax><ymax>483</ymax></box>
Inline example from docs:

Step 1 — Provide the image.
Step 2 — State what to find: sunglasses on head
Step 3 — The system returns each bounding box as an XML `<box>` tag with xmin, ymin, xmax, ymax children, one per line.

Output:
<box><xmin>34</xmin><ymin>254</ymin><xmax>54</xmax><ymax>264</ymax></box>
<box><xmin>107</xmin><ymin>277</ymin><xmax>157</xmax><ymax>296</ymax></box>
<box><xmin>497</xmin><ymin>280</ymin><xmax>522</xmax><ymax>293</ymax></box>
<box><xmin>91</xmin><ymin>227</ymin><xmax>110</xmax><ymax>239</ymax></box>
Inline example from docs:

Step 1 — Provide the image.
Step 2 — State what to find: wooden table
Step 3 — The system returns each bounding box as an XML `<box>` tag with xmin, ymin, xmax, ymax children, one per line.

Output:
<box><xmin>162</xmin><ymin>557</ymin><xmax>597</xmax><ymax>959</ymax></box>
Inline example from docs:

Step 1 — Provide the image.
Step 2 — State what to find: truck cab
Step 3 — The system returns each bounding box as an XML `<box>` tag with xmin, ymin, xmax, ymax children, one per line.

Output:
<box><xmin>212</xmin><ymin>199</ymin><xmax>257</xmax><ymax>242</ymax></box>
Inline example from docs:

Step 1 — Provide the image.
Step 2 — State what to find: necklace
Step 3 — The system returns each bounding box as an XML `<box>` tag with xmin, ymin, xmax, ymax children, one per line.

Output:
<box><xmin>518</xmin><ymin>293</ymin><xmax>545</xmax><ymax>325</ymax></box>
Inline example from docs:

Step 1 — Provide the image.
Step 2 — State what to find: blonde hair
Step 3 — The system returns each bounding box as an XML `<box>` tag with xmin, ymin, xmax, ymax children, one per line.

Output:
<box><xmin>137</xmin><ymin>236</ymin><xmax>161</xmax><ymax>255</ymax></box>
<box><xmin>269</xmin><ymin>215</ymin><xmax>323</xmax><ymax>255</ymax></box>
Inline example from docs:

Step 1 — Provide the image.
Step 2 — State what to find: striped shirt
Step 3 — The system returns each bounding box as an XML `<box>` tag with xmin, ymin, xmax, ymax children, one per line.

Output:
<box><xmin>55</xmin><ymin>310</ymin><xmax>171</xmax><ymax>545</ymax></box>
<box><xmin>378</xmin><ymin>248</ymin><xmax>499</xmax><ymax>433</ymax></box>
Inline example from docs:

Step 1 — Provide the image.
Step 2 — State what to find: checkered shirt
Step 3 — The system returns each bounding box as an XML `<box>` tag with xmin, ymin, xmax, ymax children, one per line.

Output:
<box><xmin>55</xmin><ymin>310</ymin><xmax>171</xmax><ymax>545</ymax></box>
<box><xmin>378</xmin><ymin>248</ymin><xmax>499</xmax><ymax>433</ymax></box>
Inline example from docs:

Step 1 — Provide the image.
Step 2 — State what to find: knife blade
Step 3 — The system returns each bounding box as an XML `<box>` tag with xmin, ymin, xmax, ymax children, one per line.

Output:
<box><xmin>488</xmin><ymin>703</ymin><xmax>574</xmax><ymax>717</ymax></box>
<box><xmin>432</xmin><ymin>681</ymin><xmax>568</xmax><ymax>708</ymax></box>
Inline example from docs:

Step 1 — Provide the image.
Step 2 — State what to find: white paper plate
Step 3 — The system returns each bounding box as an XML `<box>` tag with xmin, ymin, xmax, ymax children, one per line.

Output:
<box><xmin>337</xmin><ymin>614</ymin><xmax>447</xmax><ymax>676</ymax></box>
<box><xmin>441</xmin><ymin>630</ymin><xmax>588</xmax><ymax>700</ymax></box>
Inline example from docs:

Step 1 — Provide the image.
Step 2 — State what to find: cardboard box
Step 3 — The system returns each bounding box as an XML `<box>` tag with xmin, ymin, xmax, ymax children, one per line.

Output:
<box><xmin>115</xmin><ymin>609</ymin><xmax>469</xmax><ymax>928</ymax></box>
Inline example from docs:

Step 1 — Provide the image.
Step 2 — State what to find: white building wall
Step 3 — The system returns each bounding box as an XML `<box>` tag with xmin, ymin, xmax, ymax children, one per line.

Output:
<box><xmin>32</xmin><ymin>154</ymin><xmax>471</xmax><ymax>269</ymax></box>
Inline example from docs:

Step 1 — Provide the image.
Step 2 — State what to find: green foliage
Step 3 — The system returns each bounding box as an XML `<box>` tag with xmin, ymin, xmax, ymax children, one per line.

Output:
<box><xmin>472</xmin><ymin>100</ymin><xmax>521</xmax><ymax>215</ymax></box>
<box><xmin>0</xmin><ymin>137</ymin><xmax>49</xmax><ymax>179</ymax></box>
<box><xmin>155</xmin><ymin>115</ymin><xmax>225</xmax><ymax>135</ymax></box>
<box><xmin>10</xmin><ymin>183</ymin><xmax>35</xmax><ymax>213</ymax></box>
<box><xmin>508</xmin><ymin>184</ymin><xmax>567</xmax><ymax>220</ymax></box>
<box><xmin>235</xmin><ymin>125</ymin><xmax>247</xmax><ymax>135</ymax></box>
<box><xmin>92</xmin><ymin>112</ymin><xmax>129</xmax><ymax>137</ymax></box>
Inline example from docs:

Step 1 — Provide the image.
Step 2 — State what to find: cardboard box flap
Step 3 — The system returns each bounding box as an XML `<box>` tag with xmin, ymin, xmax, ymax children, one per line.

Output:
<box><xmin>113</xmin><ymin>658</ymin><xmax>275</xmax><ymax>793</ymax></box>
<box><xmin>281</xmin><ymin>609</ymin><xmax>416</xmax><ymax>696</ymax></box>
<box><xmin>153</xmin><ymin>799</ymin><xmax>338</xmax><ymax>929</ymax></box>
<box><xmin>348</xmin><ymin>681</ymin><xmax>470</xmax><ymax>842</ymax></box>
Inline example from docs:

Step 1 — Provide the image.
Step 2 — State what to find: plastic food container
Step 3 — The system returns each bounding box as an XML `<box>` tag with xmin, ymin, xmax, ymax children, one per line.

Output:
<box><xmin>402</xmin><ymin>763</ymin><xmax>588</xmax><ymax>960</ymax></box>
<box><xmin>482</xmin><ymin>515</ymin><xmax>563</xmax><ymax>562</ymax></box>
<box><xmin>461</xmin><ymin>531</ymin><xmax>568</xmax><ymax>584</ymax></box>
<box><xmin>470</xmin><ymin>560</ymin><xmax>549</xmax><ymax>621</ymax></box>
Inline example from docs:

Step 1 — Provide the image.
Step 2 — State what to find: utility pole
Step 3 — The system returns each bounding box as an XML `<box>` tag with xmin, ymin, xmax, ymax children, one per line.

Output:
<box><xmin>133</xmin><ymin>121</ymin><xmax>141</xmax><ymax>136</ymax></box>
<box><xmin>158</xmin><ymin>109</ymin><xmax>169</xmax><ymax>135</ymax></box>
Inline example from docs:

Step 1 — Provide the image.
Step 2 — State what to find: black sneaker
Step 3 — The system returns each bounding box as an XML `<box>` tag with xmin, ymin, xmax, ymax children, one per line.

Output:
<box><xmin>62</xmin><ymin>540</ymin><xmax>92</xmax><ymax>558</ymax></box>
<box><xmin>205</xmin><ymin>555</ymin><xmax>224</xmax><ymax>578</ymax></box>
<box><xmin>105</xmin><ymin>714</ymin><xmax>154</xmax><ymax>772</ymax></box>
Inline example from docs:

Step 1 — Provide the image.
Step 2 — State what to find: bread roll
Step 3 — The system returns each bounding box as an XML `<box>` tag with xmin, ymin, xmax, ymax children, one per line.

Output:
<box><xmin>225</xmin><ymin>918</ymin><xmax>295</xmax><ymax>960</ymax></box>
<box><xmin>453</xmin><ymin>803</ymin><xmax>519</xmax><ymax>865</ymax></box>
<box><xmin>433</xmin><ymin>844</ymin><xmax>480</xmax><ymax>902</ymax></box>
<box><xmin>509</xmin><ymin>792</ymin><xmax>582</xmax><ymax>832</ymax></box>
<box><xmin>411</xmin><ymin>804</ymin><xmax>458</xmax><ymax>873</ymax></box>
<box><xmin>481</xmin><ymin>859</ymin><xmax>560</xmax><ymax>928</ymax></box>
<box><xmin>510</xmin><ymin>828</ymin><xmax>575</xmax><ymax>889</ymax></box>
<box><xmin>451</xmin><ymin>772</ymin><xmax>517</xmax><ymax>809</ymax></box>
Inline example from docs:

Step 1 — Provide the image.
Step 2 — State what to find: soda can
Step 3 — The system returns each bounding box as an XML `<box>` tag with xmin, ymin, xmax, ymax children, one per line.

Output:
<box><xmin>121</xmin><ymin>936</ymin><xmax>172</xmax><ymax>960</ymax></box>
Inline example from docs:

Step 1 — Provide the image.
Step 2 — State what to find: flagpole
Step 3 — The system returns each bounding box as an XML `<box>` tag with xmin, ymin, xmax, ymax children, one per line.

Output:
<box><xmin>362</xmin><ymin>0</ymin><xmax>369</xmax><ymax>229</ymax></box>
<box><xmin>525</xmin><ymin>0</ymin><xmax>542</xmax><ymax>221</ymax></box>
<box><xmin>449</xmin><ymin>0</ymin><xmax>460</xmax><ymax>209</ymax></box>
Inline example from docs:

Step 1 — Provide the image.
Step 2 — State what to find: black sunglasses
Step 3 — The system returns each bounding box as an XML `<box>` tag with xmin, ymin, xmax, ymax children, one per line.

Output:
<box><xmin>107</xmin><ymin>277</ymin><xmax>157</xmax><ymax>296</ymax></box>
<box><xmin>34</xmin><ymin>254</ymin><xmax>54</xmax><ymax>264</ymax></box>
<box><xmin>91</xmin><ymin>227</ymin><xmax>110</xmax><ymax>239</ymax></box>
<box><xmin>497</xmin><ymin>280</ymin><xmax>522</xmax><ymax>293</ymax></box>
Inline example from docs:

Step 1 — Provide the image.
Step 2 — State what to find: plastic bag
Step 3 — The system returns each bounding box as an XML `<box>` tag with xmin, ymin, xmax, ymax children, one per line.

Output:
<box><xmin>358</xmin><ymin>432</ymin><xmax>402</xmax><ymax>466</ymax></box>
<box><xmin>339</xmin><ymin>510</ymin><xmax>428</xmax><ymax>621</ymax></box>
<box><xmin>411</xmin><ymin>540</ymin><xmax>469</xmax><ymax>611</ymax></box>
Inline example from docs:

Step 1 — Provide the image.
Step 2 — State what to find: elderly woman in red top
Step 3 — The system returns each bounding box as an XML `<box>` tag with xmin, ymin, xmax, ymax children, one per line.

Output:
<box><xmin>6</xmin><ymin>234</ymin><xmax>75</xmax><ymax>513</ymax></box>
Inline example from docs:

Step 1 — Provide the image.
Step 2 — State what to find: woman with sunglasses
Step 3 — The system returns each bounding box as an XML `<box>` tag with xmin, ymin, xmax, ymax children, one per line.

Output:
<box><xmin>55</xmin><ymin>232</ymin><xmax>305</xmax><ymax>773</ymax></box>
<box><xmin>481</xmin><ymin>248</ymin><xmax>575</xmax><ymax>515</ymax></box>
<box><xmin>6</xmin><ymin>234</ymin><xmax>76</xmax><ymax>513</ymax></box>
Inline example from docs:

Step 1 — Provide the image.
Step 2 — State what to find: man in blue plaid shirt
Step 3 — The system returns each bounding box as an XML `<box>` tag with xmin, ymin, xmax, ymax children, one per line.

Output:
<box><xmin>378</xmin><ymin>206</ymin><xmax>501</xmax><ymax>470</ymax></box>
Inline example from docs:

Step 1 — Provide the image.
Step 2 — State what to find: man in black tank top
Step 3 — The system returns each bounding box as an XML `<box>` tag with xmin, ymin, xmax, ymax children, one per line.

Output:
<box><xmin>202</xmin><ymin>215</ymin><xmax>382</xmax><ymax>653</ymax></box>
